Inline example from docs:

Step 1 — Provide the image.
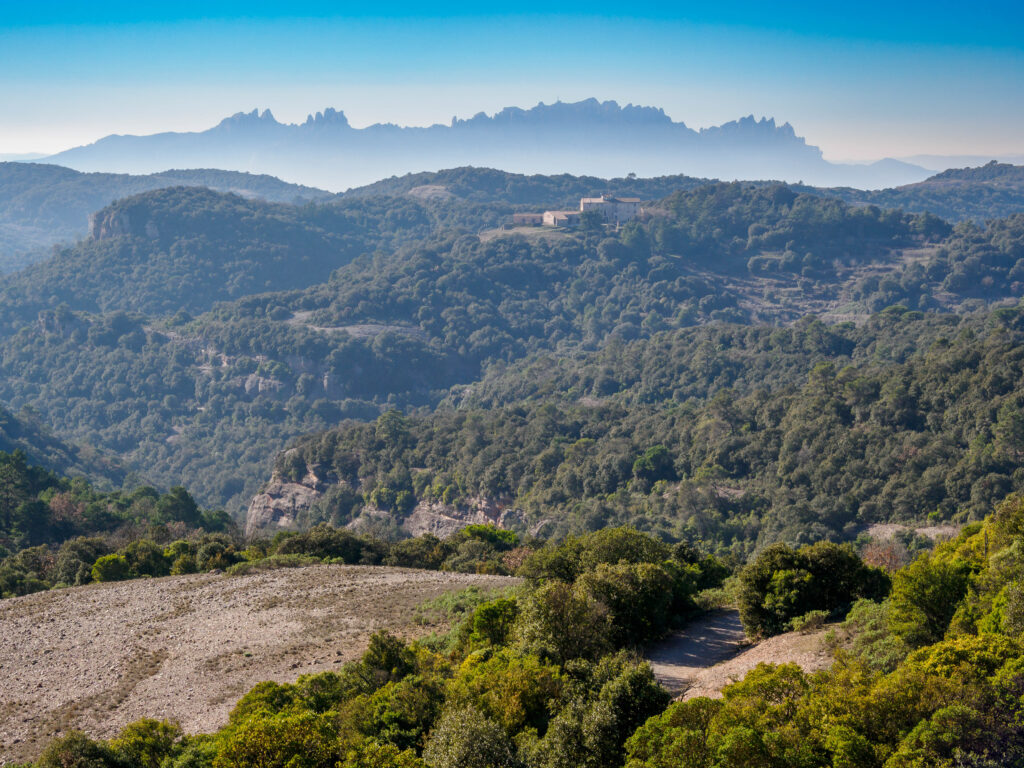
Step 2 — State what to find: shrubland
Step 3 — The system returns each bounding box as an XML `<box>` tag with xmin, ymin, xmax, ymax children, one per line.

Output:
<box><xmin>19</xmin><ymin>491</ymin><xmax>1024</xmax><ymax>768</ymax></box>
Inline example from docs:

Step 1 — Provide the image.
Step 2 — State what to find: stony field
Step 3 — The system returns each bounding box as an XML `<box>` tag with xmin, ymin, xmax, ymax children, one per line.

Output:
<box><xmin>0</xmin><ymin>565</ymin><xmax>514</xmax><ymax>764</ymax></box>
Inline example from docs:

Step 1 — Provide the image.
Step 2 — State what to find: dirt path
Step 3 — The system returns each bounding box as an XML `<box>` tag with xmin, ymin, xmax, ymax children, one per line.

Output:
<box><xmin>645</xmin><ymin>610</ymin><xmax>748</xmax><ymax>695</ymax></box>
<box><xmin>0</xmin><ymin>565</ymin><xmax>513</xmax><ymax>764</ymax></box>
<box><xmin>679</xmin><ymin>627</ymin><xmax>831</xmax><ymax>700</ymax></box>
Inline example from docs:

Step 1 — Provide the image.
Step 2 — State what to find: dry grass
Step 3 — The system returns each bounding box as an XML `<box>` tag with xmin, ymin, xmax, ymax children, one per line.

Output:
<box><xmin>0</xmin><ymin>565</ymin><xmax>514</xmax><ymax>764</ymax></box>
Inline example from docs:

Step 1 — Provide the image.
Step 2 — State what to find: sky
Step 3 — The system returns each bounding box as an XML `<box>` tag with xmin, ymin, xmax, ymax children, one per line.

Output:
<box><xmin>1</xmin><ymin>1</ymin><xmax>1022</xmax><ymax>162</ymax></box>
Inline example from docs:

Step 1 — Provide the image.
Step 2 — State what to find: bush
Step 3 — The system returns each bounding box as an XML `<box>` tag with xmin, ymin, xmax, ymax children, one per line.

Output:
<box><xmin>421</xmin><ymin>706</ymin><xmax>520</xmax><ymax>768</ymax></box>
<box><xmin>787</xmin><ymin>609</ymin><xmax>828</xmax><ymax>634</ymax></box>
<box><xmin>736</xmin><ymin>542</ymin><xmax>890</xmax><ymax>637</ymax></box>
<box><xmin>36</xmin><ymin>731</ymin><xmax>117</xmax><ymax>768</ymax></box>
<box><xmin>889</xmin><ymin>552</ymin><xmax>972</xmax><ymax>647</ymax></box>
<box><xmin>91</xmin><ymin>554</ymin><xmax>132</xmax><ymax>583</ymax></box>
<box><xmin>226</xmin><ymin>554</ymin><xmax>320</xmax><ymax>576</ymax></box>
<box><xmin>110</xmin><ymin>719</ymin><xmax>183</xmax><ymax>768</ymax></box>
<box><xmin>212</xmin><ymin>710</ymin><xmax>342</xmax><ymax>768</ymax></box>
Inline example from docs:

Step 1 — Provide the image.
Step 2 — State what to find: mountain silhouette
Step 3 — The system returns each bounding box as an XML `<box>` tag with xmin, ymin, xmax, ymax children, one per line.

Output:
<box><xmin>44</xmin><ymin>98</ymin><xmax>932</xmax><ymax>191</ymax></box>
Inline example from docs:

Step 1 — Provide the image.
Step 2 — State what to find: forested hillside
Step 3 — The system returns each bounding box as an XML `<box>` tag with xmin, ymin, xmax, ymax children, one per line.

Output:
<box><xmin>349</xmin><ymin>165</ymin><xmax>1024</xmax><ymax>224</ymax></box>
<box><xmin>0</xmin><ymin>406</ymin><xmax>124</xmax><ymax>486</ymax></box>
<box><xmin>0</xmin><ymin>162</ymin><xmax>331</xmax><ymax>272</ymax></box>
<box><xmin>0</xmin><ymin>179</ymin><xmax>1021</xmax><ymax>515</ymax></box>
<box><xmin>831</xmin><ymin>161</ymin><xmax>1024</xmax><ymax>223</ymax></box>
<box><xmin>342</xmin><ymin>166</ymin><xmax>712</xmax><ymax>206</ymax></box>
<box><xmin>278</xmin><ymin>306</ymin><xmax>1024</xmax><ymax>556</ymax></box>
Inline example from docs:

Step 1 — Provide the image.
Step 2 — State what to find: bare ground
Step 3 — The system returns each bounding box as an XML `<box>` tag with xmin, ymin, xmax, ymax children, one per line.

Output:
<box><xmin>679</xmin><ymin>627</ymin><xmax>831</xmax><ymax>700</ymax></box>
<box><xmin>646</xmin><ymin>611</ymin><xmax>749</xmax><ymax>695</ymax></box>
<box><xmin>0</xmin><ymin>565</ymin><xmax>514</xmax><ymax>764</ymax></box>
<box><xmin>646</xmin><ymin>609</ymin><xmax>832</xmax><ymax>699</ymax></box>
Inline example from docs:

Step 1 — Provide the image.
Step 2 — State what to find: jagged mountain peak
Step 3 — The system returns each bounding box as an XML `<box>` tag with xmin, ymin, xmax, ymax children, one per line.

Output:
<box><xmin>215</xmin><ymin>108</ymin><xmax>280</xmax><ymax>130</ymax></box>
<box><xmin>303</xmin><ymin>107</ymin><xmax>351</xmax><ymax>128</ymax></box>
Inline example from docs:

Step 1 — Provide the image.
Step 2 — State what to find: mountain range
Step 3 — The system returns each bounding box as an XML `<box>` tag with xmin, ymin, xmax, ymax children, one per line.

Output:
<box><xmin>43</xmin><ymin>98</ymin><xmax>939</xmax><ymax>192</ymax></box>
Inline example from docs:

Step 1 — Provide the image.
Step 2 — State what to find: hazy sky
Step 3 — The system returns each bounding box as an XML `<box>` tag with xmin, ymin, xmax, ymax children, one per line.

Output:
<box><xmin>1</xmin><ymin>1</ymin><xmax>1022</xmax><ymax>162</ymax></box>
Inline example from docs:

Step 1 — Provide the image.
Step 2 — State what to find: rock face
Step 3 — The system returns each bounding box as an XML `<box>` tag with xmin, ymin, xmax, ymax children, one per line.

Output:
<box><xmin>395</xmin><ymin>496</ymin><xmax>525</xmax><ymax>539</ymax></box>
<box><xmin>245</xmin><ymin>465</ymin><xmax>526</xmax><ymax>540</ymax></box>
<box><xmin>244</xmin><ymin>467</ymin><xmax>325</xmax><ymax>538</ymax></box>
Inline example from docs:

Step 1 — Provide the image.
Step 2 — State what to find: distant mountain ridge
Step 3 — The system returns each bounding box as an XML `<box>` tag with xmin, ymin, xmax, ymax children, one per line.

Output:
<box><xmin>826</xmin><ymin>161</ymin><xmax>1024</xmax><ymax>222</ymax></box>
<box><xmin>44</xmin><ymin>98</ymin><xmax>934</xmax><ymax>191</ymax></box>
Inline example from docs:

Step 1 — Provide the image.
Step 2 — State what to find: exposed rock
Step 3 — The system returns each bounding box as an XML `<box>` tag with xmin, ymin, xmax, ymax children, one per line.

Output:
<box><xmin>245</xmin><ymin>469</ymin><xmax>324</xmax><ymax>538</ymax></box>
<box><xmin>354</xmin><ymin>495</ymin><xmax>526</xmax><ymax>539</ymax></box>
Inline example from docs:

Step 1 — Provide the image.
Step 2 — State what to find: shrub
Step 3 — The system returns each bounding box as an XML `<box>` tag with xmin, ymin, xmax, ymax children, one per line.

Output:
<box><xmin>110</xmin><ymin>718</ymin><xmax>183</xmax><ymax>768</ymax></box>
<box><xmin>736</xmin><ymin>542</ymin><xmax>890</xmax><ymax>637</ymax></box>
<box><xmin>421</xmin><ymin>706</ymin><xmax>520</xmax><ymax>768</ymax></box>
<box><xmin>91</xmin><ymin>554</ymin><xmax>132</xmax><ymax>583</ymax></box>
<box><xmin>36</xmin><ymin>731</ymin><xmax>117</xmax><ymax>768</ymax></box>
<box><xmin>889</xmin><ymin>552</ymin><xmax>972</xmax><ymax>646</ymax></box>
<box><xmin>787</xmin><ymin>609</ymin><xmax>828</xmax><ymax>634</ymax></box>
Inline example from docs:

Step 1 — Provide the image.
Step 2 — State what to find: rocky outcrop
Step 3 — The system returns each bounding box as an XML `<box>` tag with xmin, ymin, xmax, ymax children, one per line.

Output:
<box><xmin>350</xmin><ymin>495</ymin><xmax>526</xmax><ymax>539</ymax></box>
<box><xmin>244</xmin><ymin>466</ymin><xmax>325</xmax><ymax>538</ymax></box>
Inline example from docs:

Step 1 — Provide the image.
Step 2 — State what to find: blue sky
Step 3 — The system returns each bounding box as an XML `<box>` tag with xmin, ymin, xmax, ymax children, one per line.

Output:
<box><xmin>1</xmin><ymin>1</ymin><xmax>1022</xmax><ymax>161</ymax></box>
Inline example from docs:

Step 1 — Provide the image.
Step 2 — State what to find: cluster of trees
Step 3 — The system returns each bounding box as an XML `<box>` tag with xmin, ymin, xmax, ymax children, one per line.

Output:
<box><xmin>849</xmin><ymin>213</ymin><xmax>1024</xmax><ymax>312</ymax></box>
<box><xmin>0</xmin><ymin>450</ymin><xmax>235</xmax><ymax>597</ymax></box>
<box><xmin>832</xmin><ymin>161</ymin><xmax>1024</xmax><ymax>223</ymax></box>
<box><xmin>342</xmin><ymin>166</ymin><xmax>710</xmax><ymax>207</ymax></box>
<box><xmin>626</xmin><ymin>493</ymin><xmax>1024</xmax><ymax>767</ymax></box>
<box><xmin>735</xmin><ymin>540</ymin><xmax>890</xmax><ymax>636</ymax></box>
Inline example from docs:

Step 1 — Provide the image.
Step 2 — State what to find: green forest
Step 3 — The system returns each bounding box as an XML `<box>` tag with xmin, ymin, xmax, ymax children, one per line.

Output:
<box><xmin>0</xmin><ymin>176</ymin><xmax>1021</xmax><ymax>515</ymax></box>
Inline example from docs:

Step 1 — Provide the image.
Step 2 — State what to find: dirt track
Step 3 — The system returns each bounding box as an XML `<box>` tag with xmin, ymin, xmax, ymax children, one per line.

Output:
<box><xmin>0</xmin><ymin>565</ymin><xmax>513</xmax><ymax>764</ymax></box>
<box><xmin>646</xmin><ymin>609</ymin><xmax>832</xmax><ymax>699</ymax></box>
<box><xmin>646</xmin><ymin>610</ymin><xmax>749</xmax><ymax>694</ymax></box>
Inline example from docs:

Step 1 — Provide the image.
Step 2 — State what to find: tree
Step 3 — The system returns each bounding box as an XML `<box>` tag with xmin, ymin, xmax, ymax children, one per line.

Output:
<box><xmin>36</xmin><ymin>731</ymin><xmax>117</xmax><ymax>768</ymax></box>
<box><xmin>889</xmin><ymin>553</ymin><xmax>971</xmax><ymax>646</ymax></box>
<box><xmin>110</xmin><ymin>718</ymin><xmax>183</xmax><ymax>768</ymax></box>
<box><xmin>212</xmin><ymin>710</ymin><xmax>342</xmax><ymax>768</ymax></box>
<box><xmin>515</xmin><ymin>581</ymin><xmax>612</xmax><ymax>663</ymax></box>
<box><xmin>736</xmin><ymin>542</ymin><xmax>889</xmax><ymax>637</ymax></box>
<box><xmin>421</xmin><ymin>706</ymin><xmax>520</xmax><ymax>768</ymax></box>
<box><xmin>91</xmin><ymin>553</ymin><xmax>132</xmax><ymax>583</ymax></box>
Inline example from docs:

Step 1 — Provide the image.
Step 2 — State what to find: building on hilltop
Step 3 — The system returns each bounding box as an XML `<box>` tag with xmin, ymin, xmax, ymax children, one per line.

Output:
<box><xmin>543</xmin><ymin>210</ymin><xmax>582</xmax><ymax>228</ymax></box>
<box><xmin>530</xmin><ymin>194</ymin><xmax>643</xmax><ymax>229</ymax></box>
<box><xmin>513</xmin><ymin>212</ymin><xmax>545</xmax><ymax>226</ymax></box>
<box><xmin>579</xmin><ymin>195</ymin><xmax>642</xmax><ymax>224</ymax></box>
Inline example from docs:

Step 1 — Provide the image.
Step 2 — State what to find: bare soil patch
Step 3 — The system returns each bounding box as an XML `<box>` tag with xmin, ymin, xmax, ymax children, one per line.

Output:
<box><xmin>866</xmin><ymin>522</ymin><xmax>960</xmax><ymax>542</ymax></box>
<box><xmin>679</xmin><ymin>626</ymin><xmax>832</xmax><ymax>700</ymax></box>
<box><xmin>0</xmin><ymin>565</ymin><xmax>513</xmax><ymax>764</ymax></box>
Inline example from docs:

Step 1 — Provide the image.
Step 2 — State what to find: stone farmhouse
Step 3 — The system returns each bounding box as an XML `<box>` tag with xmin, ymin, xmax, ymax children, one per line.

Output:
<box><xmin>514</xmin><ymin>194</ymin><xmax>644</xmax><ymax>229</ymax></box>
<box><xmin>542</xmin><ymin>210</ymin><xmax>582</xmax><ymax>228</ymax></box>
<box><xmin>579</xmin><ymin>195</ymin><xmax>642</xmax><ymax>224</ymax></box>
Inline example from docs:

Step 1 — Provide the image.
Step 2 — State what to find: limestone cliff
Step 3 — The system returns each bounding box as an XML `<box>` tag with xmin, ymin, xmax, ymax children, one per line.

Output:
<box><xmin>244</xmin><ymin>466</ymin><xmax>325</xmax><ymax>538</ymax></box>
